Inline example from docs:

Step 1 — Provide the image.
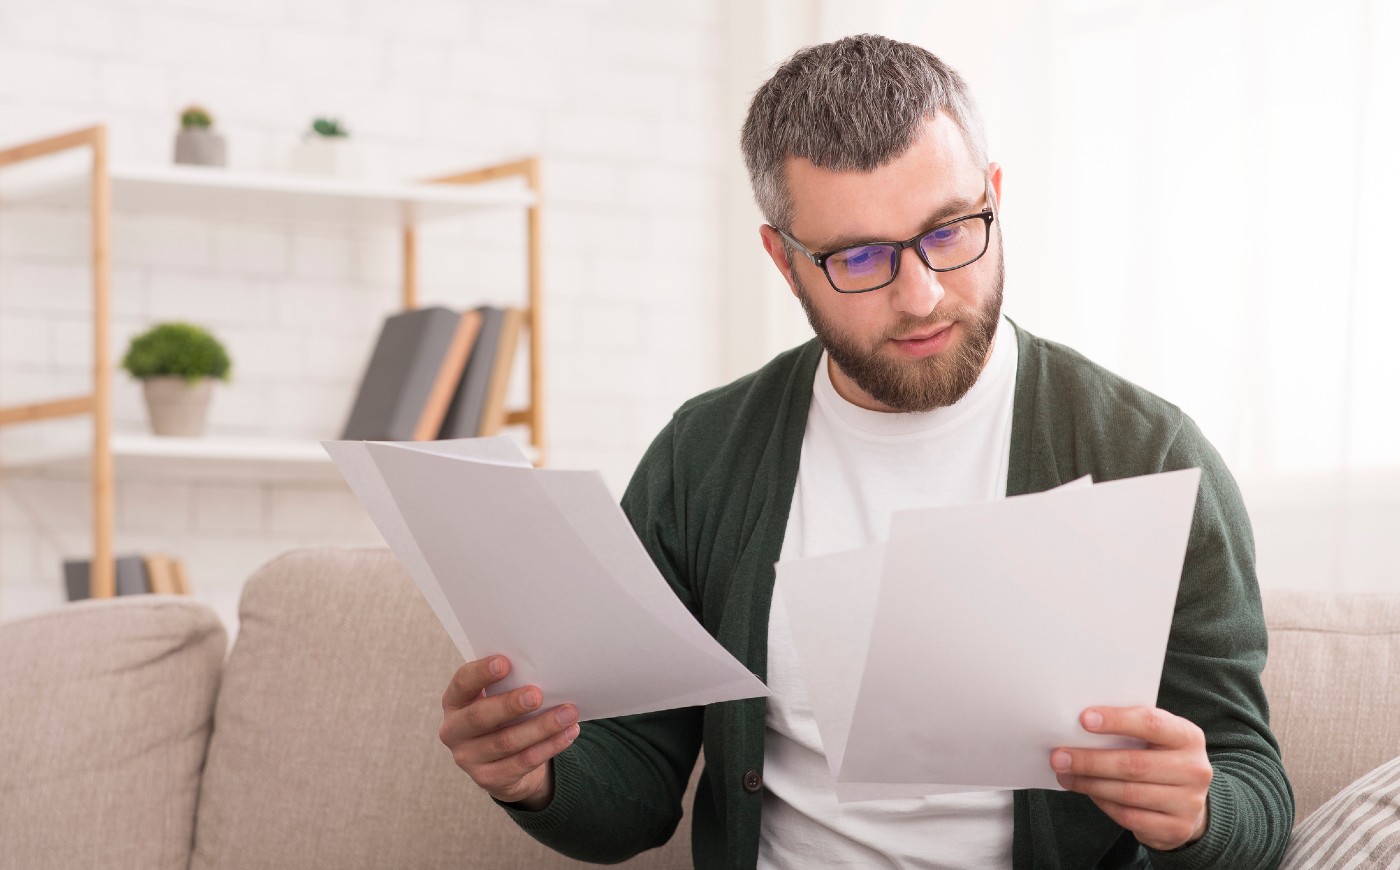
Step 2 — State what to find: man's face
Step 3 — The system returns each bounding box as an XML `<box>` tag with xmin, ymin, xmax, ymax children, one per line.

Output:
<box><xmin>762</xmin><ymin>114</ymin><xmax>1005</xmax><ymax>413</ymax></box>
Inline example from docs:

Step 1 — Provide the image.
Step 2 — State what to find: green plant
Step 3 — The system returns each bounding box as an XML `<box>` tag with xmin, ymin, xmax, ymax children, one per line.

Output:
<box><xmin>310</xmin><ymin>117</ymin><xmax>349</xmax><ymax>138</ymax></box>
<box><xmin>180</xmin><ymin>105</ymin><xmax>214</xmax><ymax>131</ymax></box>
<box><xmin>121</xmin><ymin>322</ymin><xmax>231</xmax><ymax>383</ymax></box>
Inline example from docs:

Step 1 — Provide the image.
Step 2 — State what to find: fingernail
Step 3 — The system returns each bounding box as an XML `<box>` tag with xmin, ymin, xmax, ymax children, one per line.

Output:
<box><xmin>1051</xmin><ymin>750</ymin><xmax>1072</xmax><ymax>772</ymax></box>
<box><xmin>1084</xmin><ymin>710</ymin><xmax>1103</xmax><ymax>731</ymax></box>
<box><xmin>520</xmin><ymin>689</ymin><xmax>540</xmax><ymax>709</ymax></box>
<box><xmin>564</xmin><ymin>723</ymin><xmax>581</xmax><ymax>741</ymax></box>
<box><xmin>555</xmin><ymin>705</ymin><xmax>578</xmax><ymax>726</ymax></box>
<box><xmin>489</xmin><ymin>657</ymin><xmax>506</xmax><ymax>677</ymax></box>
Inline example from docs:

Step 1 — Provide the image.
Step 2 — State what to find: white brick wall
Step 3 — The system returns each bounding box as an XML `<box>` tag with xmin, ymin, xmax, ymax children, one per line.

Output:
<box><xmin>0</xmin><ymin>0</ymin><xmax>726</xmax><ymax>629</ymax></box>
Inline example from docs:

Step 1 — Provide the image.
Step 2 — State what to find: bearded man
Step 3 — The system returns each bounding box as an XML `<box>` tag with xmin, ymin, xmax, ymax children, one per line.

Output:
<box><xmin>438</xmin><ymin>33</ymin><xmax>1293</xmax><ymax>870</ymax></box>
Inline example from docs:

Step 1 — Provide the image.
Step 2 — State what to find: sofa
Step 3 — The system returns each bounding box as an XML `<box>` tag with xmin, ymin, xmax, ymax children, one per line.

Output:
<box><xmin>0</xmin><ymin>546</ymin><xmax>1396</xmax><ymax>868</ymax></box>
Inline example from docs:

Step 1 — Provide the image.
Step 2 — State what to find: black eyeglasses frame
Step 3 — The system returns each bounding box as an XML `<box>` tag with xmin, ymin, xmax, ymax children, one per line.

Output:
<box><xmin>774</xmin><ymin>205</ymin><xmax>996</xmax><ymax>295</ymax></box>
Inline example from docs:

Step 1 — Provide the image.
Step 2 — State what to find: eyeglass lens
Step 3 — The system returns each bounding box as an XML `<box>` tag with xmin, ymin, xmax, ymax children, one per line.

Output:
<box><xmin>825</xmin><ymin>214</ymin><xmax>989</xmax><ymax>292</ymax></box>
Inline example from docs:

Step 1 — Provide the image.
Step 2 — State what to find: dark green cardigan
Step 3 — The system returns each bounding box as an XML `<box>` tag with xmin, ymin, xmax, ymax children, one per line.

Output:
<box><xmin>507</xmin><ymin>324</ymin><xmax>1293</xmax><ymax>869</ymax></box>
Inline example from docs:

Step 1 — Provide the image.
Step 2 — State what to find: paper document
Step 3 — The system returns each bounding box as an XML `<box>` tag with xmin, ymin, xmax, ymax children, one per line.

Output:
<box><xmin>775</xmin><ymin>469</ymin><xmax>1199</xmax><ymax>800</ymax></box>
<box><xmin>324</xmin><ymin>437</ymin><xmax>769</xmax><ymax>721</ymax></box>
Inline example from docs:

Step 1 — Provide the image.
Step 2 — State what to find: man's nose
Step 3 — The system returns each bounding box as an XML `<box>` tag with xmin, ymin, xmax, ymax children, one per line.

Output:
<box><xmin>890</xmin><ymin>246</ymin><xmax>943</xmax><ymax>318</ymax></box>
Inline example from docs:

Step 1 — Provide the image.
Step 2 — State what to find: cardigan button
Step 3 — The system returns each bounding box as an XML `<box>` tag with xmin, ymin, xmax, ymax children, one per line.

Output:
<box><xmin>742</xmin><ymin>769</ymin><xmax>763</xmax><ymax>793</ymax></box>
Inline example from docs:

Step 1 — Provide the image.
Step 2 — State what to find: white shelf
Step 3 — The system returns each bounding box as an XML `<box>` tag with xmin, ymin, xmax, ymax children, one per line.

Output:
<box><xmin>4</xmin><ymin>433</ymin><xmax>539</xmax><ymax>481</ymax></box>
<box><xmin>0</xmin><ymin>163</ymin><xmax>535</xmax><ymax>226</ymax></box>
<box><xmin>6</xmin><ymin>434</ymin><xmax>340</xmax><ymax>482</ymax></box>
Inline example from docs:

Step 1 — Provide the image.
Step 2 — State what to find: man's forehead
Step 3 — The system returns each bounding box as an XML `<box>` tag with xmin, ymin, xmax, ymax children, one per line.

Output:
<box><xmin>782</xmin><ymin>114</ymin><xmax>983</xmax><ymax>244</ymax></box>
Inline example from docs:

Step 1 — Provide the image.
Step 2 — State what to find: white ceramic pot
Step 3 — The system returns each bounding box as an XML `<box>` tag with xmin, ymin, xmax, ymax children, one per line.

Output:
<box><xmin>142</xmin><ymin>377</ymin><xmax>213</xmax><ymax>437</ymax></box>
<box><xmin>290</xmin><ymin>137</ymin><xmax>359</xmax><ymax>177</ymax></box>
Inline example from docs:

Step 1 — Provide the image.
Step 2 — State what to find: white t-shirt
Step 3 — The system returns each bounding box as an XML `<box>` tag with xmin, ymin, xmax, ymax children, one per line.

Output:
<box><xmin>758</xmin><ymin>318</ymin><xmax>1019</xmax><ymax>869</ymax></box>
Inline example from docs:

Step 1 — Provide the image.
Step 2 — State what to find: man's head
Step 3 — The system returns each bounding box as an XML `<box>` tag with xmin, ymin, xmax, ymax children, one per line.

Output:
<box><xmin>742</xmin><ymin>34</ymin><xmax>1005</xmax><ymax>413</ymax></box>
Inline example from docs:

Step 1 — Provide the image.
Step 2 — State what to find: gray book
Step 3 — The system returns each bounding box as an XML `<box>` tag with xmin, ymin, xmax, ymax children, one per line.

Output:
<box><xmin>64</xmin><ymin>554</ymin><xmax>149</xmax><ymax>601</ymax></box>
<box><xmin>438</xmin><ymin>306</ymin><xmax>507</xmax><ymax>439</ymax></box>
<box><xmin>341</xmin><ymin>306</ymin><xmax>477</xmax><ymax>441</ymax></box>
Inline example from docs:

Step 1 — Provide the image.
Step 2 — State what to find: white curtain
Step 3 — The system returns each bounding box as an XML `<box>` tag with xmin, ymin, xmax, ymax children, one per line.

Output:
<box><xmin>727</xmin><ymin>0</ymin><xmax>1400</xmax><ymax>590</ymax></box>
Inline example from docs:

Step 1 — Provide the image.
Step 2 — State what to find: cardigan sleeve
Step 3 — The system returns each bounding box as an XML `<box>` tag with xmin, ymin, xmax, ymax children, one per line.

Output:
<box><xmin>501</xmin><ymin>419</ymin><xmax>704</xmax><ymax>863</ymax></box>
<box><xmin>1141</xmin><ymin>414</ymin><xmax>1294</xmax><ymax>870</ymax></box>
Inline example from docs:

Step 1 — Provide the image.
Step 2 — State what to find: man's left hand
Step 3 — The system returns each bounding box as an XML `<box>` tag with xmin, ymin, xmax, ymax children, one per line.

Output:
<box><xmin>1050</xmin><ymin>706</ymin><xmax>1213</xmax><ymax>851</ymax></box>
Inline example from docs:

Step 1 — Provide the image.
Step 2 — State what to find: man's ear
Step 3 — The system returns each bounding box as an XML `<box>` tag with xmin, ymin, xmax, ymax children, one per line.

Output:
<box><xmin>987</xmin><ymin>161</ymin><xmax>1004</xmax><ymax>209</ymax></box>
<box><xmin>758</xmin><ymin>224</ymin><xmax>801</xmax><ymax>298</ymax></box>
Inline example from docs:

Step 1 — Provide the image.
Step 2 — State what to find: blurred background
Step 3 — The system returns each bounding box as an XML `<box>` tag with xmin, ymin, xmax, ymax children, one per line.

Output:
<box><xmin>0</xmin><ymin>0</ymin><xmax>1395</xmax><ymax>630</ymax></box>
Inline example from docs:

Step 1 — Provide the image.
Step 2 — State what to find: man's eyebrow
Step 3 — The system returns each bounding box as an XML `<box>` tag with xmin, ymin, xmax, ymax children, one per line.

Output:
<box><xmin>812</xmin><ymin>197</ymin><xmax>981</xmax><ymax>252</ymax></box>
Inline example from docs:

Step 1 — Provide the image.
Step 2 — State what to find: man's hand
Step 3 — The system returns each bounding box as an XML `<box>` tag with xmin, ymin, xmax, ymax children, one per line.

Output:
<box><xmin>439</xmin><ymin>655</ymin><xmax>580</xmax><ymax>811</ymax></box>
<box><xmin>1050</xmin><ymin>706</ymin><xmax>1213</xmax><ymax>851</ymax></box>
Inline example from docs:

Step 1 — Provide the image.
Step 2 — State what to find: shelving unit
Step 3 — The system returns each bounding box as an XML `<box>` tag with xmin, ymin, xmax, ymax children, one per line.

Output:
<box><xmin>0</xmin><ymin>124</ymin><xmax>546</xmax><ymax>598</ymax></box>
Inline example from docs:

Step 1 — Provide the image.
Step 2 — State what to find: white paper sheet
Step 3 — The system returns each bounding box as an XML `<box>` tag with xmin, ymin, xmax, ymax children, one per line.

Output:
<box><xmin>322</xmin><ymin>437</ymin><xmax>524</xmax><ymax>661</ymax></box>
<box><xmin>776</xmin><ymin>471</ymin><xmax>1198</xmax><ymax>798</ymax></box>
<box><xmin>775</xmin><ymin>476</ymin><xmax>1095</xmax><ymax>802</ymax></box>
<box><xmin>323</xmin><ymin>437</ymin><xmax>770</xmax><ymax>722</ymax></box>
<box><xmin>774</xmin><ymin>547</ymin><xmax>996</xmax><ymax>803</ymax></box>
<box><xmin>841</xmin><ymin>468</ymin><xmax>1200</xmax><ymax>790</ymax></box>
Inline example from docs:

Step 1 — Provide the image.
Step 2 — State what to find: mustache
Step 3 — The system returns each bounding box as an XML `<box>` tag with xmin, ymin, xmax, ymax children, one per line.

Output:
<box><xmin>878</xmin><ymin>309</ymin><xmax>971</xmax><ymax>343</ymax></box>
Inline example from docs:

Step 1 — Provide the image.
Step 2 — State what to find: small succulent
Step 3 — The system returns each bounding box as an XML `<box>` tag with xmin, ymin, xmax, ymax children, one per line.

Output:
<box><xmin>310</xmin><ymin>117</ymin><xmax>349</xmax><ymax>138</ymax></box>
<box><xmin>180</xmin><ymin>105</ymin><xmax>214</xmax><ymax>131</ymax></box>
<box><xmin>121</xmin><ymin>322</ymin><xmax>232</xmax><ymax>384</ymax></box>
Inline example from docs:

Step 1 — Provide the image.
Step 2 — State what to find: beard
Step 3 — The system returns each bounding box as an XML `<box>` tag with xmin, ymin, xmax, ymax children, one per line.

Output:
<box><xmin>793</xmin><ymin>244</ymin><xmax>1005</xmax><ymax>413</ymax></box>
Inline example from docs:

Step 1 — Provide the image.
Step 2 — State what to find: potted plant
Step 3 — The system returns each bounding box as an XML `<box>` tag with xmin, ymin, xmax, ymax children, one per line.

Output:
<box><xmin>173</xmin><ymin>105</ymin><xmax>226</xmax><ymax>167</ymax></box>
<box><xmin>120</xmin><ymin>322</ymin><xmax>232</xmax><ymax>437</ymax></box>
<box><xmin>291</xmin><ymin>116</ymin><xmax>358</xmax><ymax>176</ymax></box>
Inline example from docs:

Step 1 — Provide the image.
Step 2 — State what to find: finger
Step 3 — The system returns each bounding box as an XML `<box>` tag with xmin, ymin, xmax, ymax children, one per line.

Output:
<box><xmin>472</xmin><ymin>722</ymin><xmax>583</xmax><ymax>796</ymax></box>
<box><xmin>440</xmin><ymin>683</ymin><xmax>548</xmax><ymax>747</ymax></box>
<box><xmin>442</xmin><ymin>656</ymin><xmax>510</xmax><ymax>711</ymax></box>
<box><xmin>1049</xmin><ymin>747</ymin><xmax>1212</xmax><ymax>787</ymax></box>
<box><xmin>1081</xmin><ymin>706</ymin><xmax>1204</xmax><ymax>750</ymax></box>
<box><xmin>1088</xmin><ymin>796</ymin><xmax>1206</xmax><ymax>852</ymax></box>
<box><xmin>468</xmin><ymin>703</ymin><xmax>581</xmax><ymax>767</ymax></box>
<box><xmin>1055</xmin><ymin>772</ymin><xmax>1195</xmax><ymax>817</ymax></box>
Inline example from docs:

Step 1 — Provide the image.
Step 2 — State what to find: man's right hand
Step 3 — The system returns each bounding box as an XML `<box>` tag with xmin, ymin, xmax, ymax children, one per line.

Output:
<box><xmin>439</xmin><ymin>655</ymin><xmax>580</xmax><ymax>811</ymax></box>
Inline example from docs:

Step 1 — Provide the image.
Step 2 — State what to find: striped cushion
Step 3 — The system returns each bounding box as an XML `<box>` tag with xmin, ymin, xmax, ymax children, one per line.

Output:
<box><xmin>1281</xmin><ymin>755</ymin><xmax>1400</xmax><ymax>869</ymax></box>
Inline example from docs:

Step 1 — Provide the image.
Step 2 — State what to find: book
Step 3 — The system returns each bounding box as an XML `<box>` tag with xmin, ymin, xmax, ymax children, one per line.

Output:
<box><xmin>341</xmin><ymin>307</ymin><xmax>482</xmax><ymax>441</ymax></box>
<box><xmin>172</xmin><ymin>558</ymin><xmax>191</xmax><ymax>595</ymax></box>
<box><xmin>477</xmin><ymin>307</ymin><xmax>525</xmax><ymax>437</ymax></box>
<box><xmin>64</xmin><ymin>554</ymin><xmax>148</xmax><ymax>600</ymax></box>
<box><xmin>146</xmin><ymin>554</ymin><xmax>176</xmax><ymax>595</ymax></box>
<box><xmin>437</xmin><ymin>306</ymin><xmax>508</xmax><ymax>439</ymax></box>
<box><xmin>144</xmin><ymin>554</ymin><xmax>191</xmax><ymax>595</ymax></box>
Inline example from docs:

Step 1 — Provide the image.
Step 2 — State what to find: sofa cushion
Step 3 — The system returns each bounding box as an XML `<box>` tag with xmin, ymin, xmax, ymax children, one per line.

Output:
<box><xmin>1279</xmin><ymin>753</ymin><xmax>1400</xmax><ymax>868</ymax></box>
<box><xmin>1262</xmin><ymin>588</ymin><xmax>1400</xmax><ymax>821</ymax></box>
<box><xmin>0</xmin><ymin>595</ymin><xmax>226</xmax><ymax>870</ymax></box>
<box><xmin>191</xmin><ymin>547</ymin><xmax>692</xmax><ymax>870</ymax></box>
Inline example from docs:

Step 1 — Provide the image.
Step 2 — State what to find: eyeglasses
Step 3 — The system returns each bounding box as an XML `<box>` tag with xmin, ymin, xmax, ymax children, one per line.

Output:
<box><xmin>774</xmin><ymin>199</ymin><xmax>996</xmax><ymax>294</ymax></box>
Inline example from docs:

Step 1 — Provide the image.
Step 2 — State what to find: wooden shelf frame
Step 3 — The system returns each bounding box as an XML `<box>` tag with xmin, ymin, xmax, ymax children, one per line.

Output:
<box><xmin>0</xmin><ymin>124</ymin><xmax>545</xmax><ymax>599</ymax></box>
<box><xmin>0</xmin><ymin>126</ymin><xmax>115</xmax><ymax>598</ymax></box>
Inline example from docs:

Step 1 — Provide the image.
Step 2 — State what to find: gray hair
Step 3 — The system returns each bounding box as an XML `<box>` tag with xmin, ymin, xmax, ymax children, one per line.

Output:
<box><xmin>740</xmin><ymin>34</ymin><xmax>989</xmax><ymax>230</ymax></box>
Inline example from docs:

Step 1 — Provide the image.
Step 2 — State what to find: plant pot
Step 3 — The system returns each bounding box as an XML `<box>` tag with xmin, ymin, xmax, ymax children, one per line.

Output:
<box><xmin>142</xmin><ymin>377</ymin><xmax>213</xmax><ymax>437</ymax></box>
<box><xmin>174</xmin><ymin>129</ymin><xmax>226</xmax><ymax>167</ymax></box>
<box><xmin>291</xmin><ymin>137</ymin><xmax>359</xmax><ymax>177</ymax></box>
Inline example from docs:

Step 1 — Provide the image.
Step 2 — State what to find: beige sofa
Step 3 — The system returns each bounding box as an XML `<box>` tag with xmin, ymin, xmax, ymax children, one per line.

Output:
<box><xmin>0</xmin><ymin>547</ymin><xmax>1396</xmax><ymax>868</ymax></box>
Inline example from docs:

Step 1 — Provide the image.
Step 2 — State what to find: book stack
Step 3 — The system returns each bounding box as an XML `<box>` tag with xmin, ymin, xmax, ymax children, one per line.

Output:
<box><xmin>341</xmin><ymin>306</ymin><xmax>525</xmax><ymax>442</ymax></box>
<box><xmin>63</xmin><ymin>552</ymin><xmax>191</xmax><ymax>600</ymax></box>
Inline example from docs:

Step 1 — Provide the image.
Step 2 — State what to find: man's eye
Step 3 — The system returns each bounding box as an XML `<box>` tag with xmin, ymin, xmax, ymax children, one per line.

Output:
<box><xmin>925</xmin><ymin>226</ymin><xmax>963</xmax><ymax>247</ymax></box>
<box><xmin>836</xmin><ymin>246</ymin><xmax>885</xmax><ymax>270</ymax></box>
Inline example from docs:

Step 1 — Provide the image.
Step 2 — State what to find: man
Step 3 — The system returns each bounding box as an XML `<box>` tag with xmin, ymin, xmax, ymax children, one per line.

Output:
<box><xmin>438</xmin><ymin>34</ymin><xmax>1293</xmax><ymax>869</ymax></box>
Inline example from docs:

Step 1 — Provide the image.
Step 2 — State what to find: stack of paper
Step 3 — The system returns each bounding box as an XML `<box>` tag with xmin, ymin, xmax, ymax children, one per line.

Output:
<box><xmin>775</xmin><ymin>469</ymin><xmax>1200</xmax><ymax>801</ymax></box>
<box><xmin>323</xmin><ymin>437</ymin><xmax>770</xmax><ymax>721</ymax></box>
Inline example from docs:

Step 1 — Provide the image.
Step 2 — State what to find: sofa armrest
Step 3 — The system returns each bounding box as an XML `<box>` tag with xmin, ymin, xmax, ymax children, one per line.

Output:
<box><xmin>1262</xmin><ymin>587</ymin><xmax>1400</xmax><ymax>821</ymax></box>
<box><xmin>0</xmin><ymin>595</ymin><xmax>226</xmax><ymax>870</ymax></box>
